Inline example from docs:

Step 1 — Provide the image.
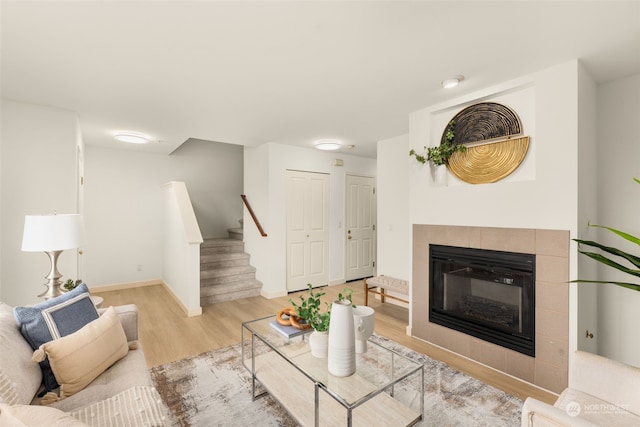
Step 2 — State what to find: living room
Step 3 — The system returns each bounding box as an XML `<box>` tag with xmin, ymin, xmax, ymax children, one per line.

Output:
<box><xmin>1</xmin><ymin>1</ymin><xmax>640</xmax><ymax>426</ymax></box>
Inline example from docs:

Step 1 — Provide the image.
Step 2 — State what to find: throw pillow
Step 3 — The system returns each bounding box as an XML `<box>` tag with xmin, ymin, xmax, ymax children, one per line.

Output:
<box><xmin>0</xmin><ymin>403</ymin><xmax>90</xmax><ymax>426</ymax></box>
<box><xmin>32</xmin><ymin>306</ymin><xmax>129</xmax><ymax>401</ymax></box>
<box><xmin>0</xmin><ymin>302</ymin><xmax>42</xmax><ymax>405</ymax></box>
<box><xmin>13</xmin><ymin>284</ymin><xmax>98</xmax><ymax>392</ymax></box>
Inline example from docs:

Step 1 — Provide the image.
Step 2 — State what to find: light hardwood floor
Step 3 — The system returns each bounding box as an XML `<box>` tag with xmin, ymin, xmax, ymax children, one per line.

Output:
<box><xmin>93</xmin><ymin>281</ymin><xmax>555</xmax><ymax>404</ymax></box>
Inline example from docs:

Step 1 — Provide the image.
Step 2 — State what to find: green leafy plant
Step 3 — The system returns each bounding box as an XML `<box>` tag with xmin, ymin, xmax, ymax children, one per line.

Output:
<box><xmin>572</xmin><ymin>178</ymin><xmax>640</xmax><ymax>291</ymax></box>
<box><xmin>289</xmin><ymin>284</ymin><xmax>354</xmax><ymax>332</ymax></box>
<box><xmin>63</xmin><ymin>279</ymin><xmax>83</xmax><ymax>292</ymax></box>
<box><xmin>409</xmin><ymin>120</ymin><xmax>467</xmax><ymax>166</ymax></box>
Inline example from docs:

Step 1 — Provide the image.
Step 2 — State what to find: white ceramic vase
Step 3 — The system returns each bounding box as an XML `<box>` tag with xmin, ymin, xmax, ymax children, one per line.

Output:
<box><xmin>309</xmin><ymin>330</ymin><xmax>328</xmax><ymax>358</ymax></box>
<box><xmin>352</xmin><ymin>306</ymin><xmax>375</xmax><ymax>353</ymax></box>
<box><xmin>327</xmin><ymin>300</ymin><xmax>356</xmax><ymax>377</ymax></box>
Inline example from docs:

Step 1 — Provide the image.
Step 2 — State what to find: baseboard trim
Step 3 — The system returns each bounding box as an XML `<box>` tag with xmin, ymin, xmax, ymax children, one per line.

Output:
<box><xmin>89</xmin><ymin>280</ymin><xmax>162</xmax><ymax>293</ymax></box>
<box><xmin>261</xmin><ymin>289</ymin><xmax>287</xmax><ymax>299</ymax></box>
<box><xmin>161</xmin><ymin>281</ymin><xmax>202</xmax><ymax>317</ymax></box>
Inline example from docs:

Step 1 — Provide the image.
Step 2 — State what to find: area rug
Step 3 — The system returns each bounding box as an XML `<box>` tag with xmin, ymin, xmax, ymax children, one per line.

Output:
<box><xmin>150</xmin><ymin>334</ymin><xmax>522</xmax><ymax>426</ymax></box>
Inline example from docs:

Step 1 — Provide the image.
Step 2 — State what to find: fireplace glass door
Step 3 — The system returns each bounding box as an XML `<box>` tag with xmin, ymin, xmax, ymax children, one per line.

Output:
<box><xmin>429</xmin><ymin>245</ymin><xmax>535</xmax><ymax>356</ymax></box>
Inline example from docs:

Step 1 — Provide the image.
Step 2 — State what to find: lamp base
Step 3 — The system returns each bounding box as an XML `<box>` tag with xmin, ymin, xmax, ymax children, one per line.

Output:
<box><xmin>38</xmin><ymin>250</ymin><xmax>65</xmax><ymax>300</ymax></box>
<box><xmin>38</xmin><ymin>281</ymin><xmax>65</xmax><ymax>300</ymax></box>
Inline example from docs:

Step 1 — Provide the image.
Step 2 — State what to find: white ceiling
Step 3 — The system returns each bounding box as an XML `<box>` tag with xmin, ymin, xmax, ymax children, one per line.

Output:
<box><xmin>2</xmin><ymin>1</ymin><xmax>639</xmax><ymax>158</ymax></box>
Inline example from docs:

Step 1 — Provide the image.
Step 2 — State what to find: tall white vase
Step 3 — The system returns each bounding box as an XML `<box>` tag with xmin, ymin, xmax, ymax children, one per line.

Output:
<box><xmin>327</xmin><ymin>300</ymin><xmax>356</xmax><ymax>377</ymax></box>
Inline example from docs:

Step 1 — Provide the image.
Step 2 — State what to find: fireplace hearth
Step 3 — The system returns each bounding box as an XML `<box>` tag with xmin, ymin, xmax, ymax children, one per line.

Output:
<box><xmin>429</xmin><ymin>244</ymin><xmax>535</xmax><ymax>356</ymax></box>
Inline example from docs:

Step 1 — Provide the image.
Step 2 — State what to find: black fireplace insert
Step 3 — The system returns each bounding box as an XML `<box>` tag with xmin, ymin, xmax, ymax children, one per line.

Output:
<box><xmin>429</xmin><ymin>245</ymin><xmax>535</xmax><ymax>356</ymax></box>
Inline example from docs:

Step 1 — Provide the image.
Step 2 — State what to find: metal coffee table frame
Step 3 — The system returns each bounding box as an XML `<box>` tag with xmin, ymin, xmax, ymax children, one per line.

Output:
<box><xmin>242</xmin><ymin>315</ymin><xmax>424</xmax><ymax>427</ymax></box>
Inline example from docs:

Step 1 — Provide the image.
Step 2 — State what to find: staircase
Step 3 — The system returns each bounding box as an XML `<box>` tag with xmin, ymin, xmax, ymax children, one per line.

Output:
<box><xmin>200</xmin><ymin>228</ymin><xmax>262</xmax><ymax>305</ymax></box>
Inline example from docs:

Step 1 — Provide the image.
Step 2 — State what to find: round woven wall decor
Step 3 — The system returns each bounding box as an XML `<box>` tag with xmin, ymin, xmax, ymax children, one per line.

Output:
<box><xmin>442</xmin><ymin>102</ymin><xmax>529</xmax><ymax>184</ymax></box>
<box><xmin>448</xmin><ymin>136</ymin><xmax>530</xmax><ymax>184</ymax></box>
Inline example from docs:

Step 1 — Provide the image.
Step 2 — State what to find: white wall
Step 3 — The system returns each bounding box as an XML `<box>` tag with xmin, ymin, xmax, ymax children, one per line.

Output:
<box><xmin>596</xmin><ymin>72</ymin><xmax>640</xmax><ymax>366</ymax></box>
<box><xmin>0</xmin><ymin>100</ymin><xmax>80</xmax><ymax>306</ymax></box>
<box><xmin>576</xmin><ymin>63</ymin><xmax>599</xmax><ymax>354</ymax></box>
<box><xmin>84</xmin><ymin>139</ymin><xmax>242</xmax><ymax>288</ymax></box>
<box><xmin>168</xmin><ymin>140</ymin><xmax>244</xmax><ymax>238</ymax></box>
<box><xmin>162</xmin><ymin>181</ymin><xmax>203</xmax><ymax>316</ymax></box>
<box><xmin>244</xmin><ymin>143</ymin><xmax>376</xmax><ymax>298</ymax></box>
<box><xmin>376</xmin><ymin>134</ymin><xmax>410</xmax><ymax>279</ymax></box>
<box><xmin>407</xmin><ymin>60</ymin><xmax>582</xmax><ymax>349</ymax></box>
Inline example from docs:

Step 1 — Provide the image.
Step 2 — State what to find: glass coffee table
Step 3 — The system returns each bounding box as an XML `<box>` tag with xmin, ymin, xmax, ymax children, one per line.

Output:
<box><xmin>242</xmin><ymin>315</ymin><xmax>424</xmax><ymax>427</ymax></box>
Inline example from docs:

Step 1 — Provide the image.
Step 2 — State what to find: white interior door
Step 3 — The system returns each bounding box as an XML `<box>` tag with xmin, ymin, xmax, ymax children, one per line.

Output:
<box><xmin>345</xmin><ymin>174</ymin><xmax>375</xmax><ymax>281</ymax></box>
<box><xmin>286</xmin><ymin>170</ymin><xmax>329</xmax><ymax>292</ymax></box>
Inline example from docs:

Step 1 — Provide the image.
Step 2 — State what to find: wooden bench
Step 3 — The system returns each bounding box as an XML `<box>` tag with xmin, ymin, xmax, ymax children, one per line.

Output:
<box><xmin>364</xmin><ymin>275</ymin><xmax>409</xmax><ymax>306</ymax></box>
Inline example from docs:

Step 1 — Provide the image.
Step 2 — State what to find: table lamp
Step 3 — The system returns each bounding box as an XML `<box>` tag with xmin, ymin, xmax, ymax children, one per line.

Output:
<box><xmin>21</xmin><ymin>213</ymin><xmax>86</xmax><ymax>299</ymax></box>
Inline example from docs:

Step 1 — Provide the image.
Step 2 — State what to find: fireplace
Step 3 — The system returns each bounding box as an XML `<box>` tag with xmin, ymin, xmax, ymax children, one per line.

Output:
<box><xmin>429</xmin><ymin>244</ymin><xmax>535</xmax><ymax>356</ymax></box>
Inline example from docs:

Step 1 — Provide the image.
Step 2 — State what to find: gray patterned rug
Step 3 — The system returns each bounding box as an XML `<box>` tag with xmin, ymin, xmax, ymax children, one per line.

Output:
<box><xmin>150</xmin><ymin>334</ymin><xmax>522</xmax><ymax>426</ymax></box>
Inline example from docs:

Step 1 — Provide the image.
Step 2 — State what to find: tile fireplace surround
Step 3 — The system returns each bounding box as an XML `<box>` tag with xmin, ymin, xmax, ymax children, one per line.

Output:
<box><xmin>412</xmin><ymin>225</ymin><xmax>569</xmax><ymax>394</ymax></box>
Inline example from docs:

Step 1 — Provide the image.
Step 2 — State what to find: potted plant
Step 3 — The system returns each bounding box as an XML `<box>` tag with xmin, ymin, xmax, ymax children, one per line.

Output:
<box><xmin>62</xmin><ymin>279</ymin><xmax>83</xmax><ymax>292</ymax></box>
<box><xmin>290</xmin><ymin>284</ymin><xmax>353</xmax><ymax>358</ymax></box>
<box><xmin>410</xmin><ymin>120</ymin><xmax>466</xmax><ymax>184</ymax></box>
<box><xmin>572</xmin><ymin>178</ymin><xmax>640</xmax><ymax>291</ymax></box>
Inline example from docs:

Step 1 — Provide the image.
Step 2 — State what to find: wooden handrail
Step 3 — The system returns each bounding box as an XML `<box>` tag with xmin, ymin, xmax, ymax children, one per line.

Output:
<box><xmin>241</xmin><ymin>194</ymin><xmax>267</xmax><ymax>237</ymax></box>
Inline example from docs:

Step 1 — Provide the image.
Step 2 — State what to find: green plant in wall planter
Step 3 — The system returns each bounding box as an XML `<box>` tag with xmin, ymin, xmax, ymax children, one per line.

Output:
<box><xmin>572</xmin><ymin>178</ymin><xmax>640</xmax><ymax>291</ymax></box>
<box><xmin>409</xmin><ymin>120</ymin><xmax>467</xmax><ymax>167</ymax></box>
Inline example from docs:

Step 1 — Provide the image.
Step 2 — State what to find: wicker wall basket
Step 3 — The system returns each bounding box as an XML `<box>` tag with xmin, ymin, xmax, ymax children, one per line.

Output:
<box><xmin>442</xmin><ymin>102</ymin><xmax>530</xmax><ymax>184</ymax></box>
<box><xmin>448</xmin><ymin>136</ymin><xmax>530</xmax><ymax>184</ymax></box>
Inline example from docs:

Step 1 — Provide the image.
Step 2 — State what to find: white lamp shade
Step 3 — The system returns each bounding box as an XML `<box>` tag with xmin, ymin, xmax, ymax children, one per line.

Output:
<box><xmin>21</xmin><ymin>214</ymin><xmax>86</xmax><ymax>252</ymax></box>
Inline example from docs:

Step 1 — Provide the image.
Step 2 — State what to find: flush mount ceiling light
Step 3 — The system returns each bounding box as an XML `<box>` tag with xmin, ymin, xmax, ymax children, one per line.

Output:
<box><xmin>114</xmin><ymin>131</ymin><xmax>150</xmax><ymax>144</ymax></box>
<box><xmin>441</xmin><ymin>75</ymin><xmax>465</xmax><ymax>89</ymax></box>
<box><xmin>314</xmin><ymin>139</ymin><xmax>342</xmax><ymax>151</ymax></box>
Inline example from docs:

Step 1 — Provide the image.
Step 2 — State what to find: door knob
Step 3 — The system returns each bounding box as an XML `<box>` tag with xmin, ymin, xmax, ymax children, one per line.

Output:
<box><xmin>348</xmin><ymin>235</ymin><xmax>352</xmax><ymax>239</ymax></box>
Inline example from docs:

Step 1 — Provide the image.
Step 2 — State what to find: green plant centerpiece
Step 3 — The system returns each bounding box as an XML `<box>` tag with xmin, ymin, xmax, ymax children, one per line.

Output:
<box><xmin>572</xmin><ymin>178</ymin><xmax>640</xmax><ymax>291</ymax></box>
<box><xmin>290</xmin><ymin>284</ymin><xmax>354</xmax><ymax>359</ymax></box>
<box><xmin>289</xmin><ymin>284</ymin><xmax>354</xmax><ymax>332</ymax></box>
<box><xmin>409</xmin><ymin>120</ymin><xmax>467</xmax><ymax>166</ymax></box>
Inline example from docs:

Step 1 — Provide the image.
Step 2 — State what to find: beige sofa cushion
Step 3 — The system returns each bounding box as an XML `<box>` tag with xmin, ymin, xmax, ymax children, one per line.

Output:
<box><xmin>0</xmin><ymin>403</ymin><xmax>89</xmax><ymax>426</ymax></box>
<box><xmin>42</xmin><ymin>341</ymin><xmax>151</xmax><ymax>412</ymax></box>
<box><xmin>69</xmin><ymin>386</ymin><xmax>168</xmax><ymax>426</ymax></box>
<box><xmin>33</xmin><ymin>306</ymin><xmax>128</xmax><ymax>400</ymax></box>
<box><xmin>0</xmin><ymin>303</ymin><xmax>42</xmax><ymax>405</ymax></box>
<box><xmin>569</xmin><ymin>349</ymin><xmax>640</xmax><ymax>417</ymax></box>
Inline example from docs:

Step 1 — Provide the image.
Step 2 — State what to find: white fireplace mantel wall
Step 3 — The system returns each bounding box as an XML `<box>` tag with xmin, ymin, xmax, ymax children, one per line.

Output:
<box><xmin>375</xmin><ymin>59</ymin><xmax>603</xmax><ymax>392</ymax></box>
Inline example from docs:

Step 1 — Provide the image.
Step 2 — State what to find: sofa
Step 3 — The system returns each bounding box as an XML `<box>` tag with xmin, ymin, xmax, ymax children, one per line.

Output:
<box><xmin>521</xmin><ymin>350</ymin><xmax>640</xmax><ymax>426</ymax></box>
<box><xmin>0</xmin><ymin>298</ymin><xmax>169</xmax><ymax>426</ymax></box>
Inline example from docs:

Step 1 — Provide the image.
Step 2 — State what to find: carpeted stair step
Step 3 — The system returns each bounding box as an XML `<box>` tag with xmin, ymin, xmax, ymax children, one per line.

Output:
<box><xmin>200</xmin><ymin>279</ymin><xmax>262</xmax><ymax>305</ymax></box>
<box><xmin>227</xmin><ymin>227</ymin><xmax>243</xmax><ymax>241</ymax></box>
<box><xmin>200</xmin><ymin>265</ymin><xmax>257</xmax><ymax>282</ymax></box>
<box><xmin>200</xmin><ymin>252</ymin><xmax>250</xmax><ymax>270</ymax></box>
<box><xmin>199</xmin><ymin>236</ymin><xmax>262</xmax><ymax>305</ymax></box>
<box><xmin>200</xmin><ymin>238</ymin><xmax>245</xmax><ymax>255</ymax></box>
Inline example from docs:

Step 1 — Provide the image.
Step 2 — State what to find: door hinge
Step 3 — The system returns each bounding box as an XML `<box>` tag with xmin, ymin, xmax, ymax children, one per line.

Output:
<box><xmin>372</xmin><ymin>224</ymin><xmax>376</xmax><ymax>231</ymax></box>
<box><xmin>373</xmin><ymin>187</ymin><xmax>376</xmax><ymax>194</ymax></box>
<box><xmin>373</xmin><ymin>261</ymin><xmax>376</xmax><ymax>267</ymax></box>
